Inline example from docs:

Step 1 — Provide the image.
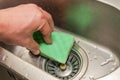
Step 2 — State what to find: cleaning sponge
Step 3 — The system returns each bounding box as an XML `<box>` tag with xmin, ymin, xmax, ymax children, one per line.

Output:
<box><xmin>33</xmin><ymin>31</ymin><xmax>74</xmax><ymax>64</ymax></box>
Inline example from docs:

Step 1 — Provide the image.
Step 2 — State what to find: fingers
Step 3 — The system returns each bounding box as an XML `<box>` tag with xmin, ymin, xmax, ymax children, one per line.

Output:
<box><xmin>36</xmin><ymin>7</ymin><xmax>54</xmax><ymax>44</ymax></box>
<box><xmin>24</xmin><ymin>37</ymin><xmax>40</xmax><ymax>55</ymax></box>
<box><xmin>23</xmin><ymin>6</ymin><xmax>54</xmax><ymax>55</ymax></box>
<box><xmin>40</xmin><ymin>21</ymin><xmax>52</xmax><ymax>44</ymax></box>
<box><xmin>42</xmin><ymin>10</ymin><xmax>54</xmax><ymax>31</ymax></box>
<box><xmin>20</xmin><ymin>6</ymin><xmax>54</xmax><ymax>54</ymax></box>
<box><xmin>37</xmin><ymin>7</ymin><xmax>54</xmax><ymax>31</ymax></box>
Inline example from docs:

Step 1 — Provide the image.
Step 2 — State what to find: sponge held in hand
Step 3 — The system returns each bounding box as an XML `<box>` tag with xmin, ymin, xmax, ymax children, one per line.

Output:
<box><xmin>33</xmin><ymin>31</ymin><xmax>74</xmax><ymax>64</ymax></box>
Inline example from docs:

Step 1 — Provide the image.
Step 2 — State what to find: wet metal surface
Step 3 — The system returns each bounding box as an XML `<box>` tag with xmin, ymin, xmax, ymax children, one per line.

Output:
<box><xmin>0</xmin><ymin>29</ymin><xmax>119</xmax><ymax>80</ymax></box>
<box><xmin>0</xmin><ymin>0</ymin><xmax>120</xmax><ymax>59</ymax></box>
<box><xmin>0</xmin><ymin>0</ymin><xmax>120</xmax><ymax>80</ymax></box>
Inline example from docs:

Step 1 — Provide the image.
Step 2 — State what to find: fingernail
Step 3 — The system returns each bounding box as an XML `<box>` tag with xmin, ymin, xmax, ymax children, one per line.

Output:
<box><xmin>34</xmin><ymin>50</ymin><xmax>40</xmax><ymax>55</ymax></box>
<box><xmin>48</xmin><ymin>39</ymin><xmax>52</xmax><ymax>44</ymax></box>
<box><xmin>45</xmin><ymin>37</ymin><xmax>52</xmax><ymax>44</ymax></box>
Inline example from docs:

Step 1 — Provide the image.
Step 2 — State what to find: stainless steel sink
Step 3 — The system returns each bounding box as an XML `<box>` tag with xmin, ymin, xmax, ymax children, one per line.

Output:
<box><xmin>0</xmin><ymin>0</ymin><xmax>120</xmax><ymax>80</ymax></box>
<box><xmin>0</xmin><ymin>28</ymin><xmax>119</xmax><ymax>80</ymax></box>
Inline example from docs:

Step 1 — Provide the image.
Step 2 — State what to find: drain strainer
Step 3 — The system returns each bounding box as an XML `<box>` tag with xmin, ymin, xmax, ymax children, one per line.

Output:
<box><xmin>42</xmin><ymin>43</ymin><xmax>88</xmax><ymax>80</ymax></box>
<box><xmin>45</xmin><ymin>50</ymin><xmax>81</xmax><ymax>80</ymax></box>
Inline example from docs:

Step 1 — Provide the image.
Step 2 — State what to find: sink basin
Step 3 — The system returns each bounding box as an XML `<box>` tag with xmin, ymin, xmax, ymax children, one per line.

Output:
<box><xmin>0</xmin><ymin>28</ymin><xmax>119</xmax><ymax>80</ymax></box>
<box><xmin>0</xmin><ymin>0</ymin><xmax>120</xmax><ymax>80</ymax></box>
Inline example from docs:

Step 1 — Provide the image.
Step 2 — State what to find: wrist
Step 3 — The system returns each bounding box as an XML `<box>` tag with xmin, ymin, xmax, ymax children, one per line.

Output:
<box><xmin>0</xmin><ymin>23</ymin><xmax>4</xmax><ymax>40</ymax></box>
<box><xmin>0</xmin><ymin>10</ymin><xmax>6</xmax><ymax>39</ymax></box>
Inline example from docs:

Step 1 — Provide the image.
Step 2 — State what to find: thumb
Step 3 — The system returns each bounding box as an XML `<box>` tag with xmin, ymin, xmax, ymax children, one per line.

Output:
<box><xmin>24</xmin><ymin>38</ymin><xmax>40</xmax><ymax>55</ymax></box>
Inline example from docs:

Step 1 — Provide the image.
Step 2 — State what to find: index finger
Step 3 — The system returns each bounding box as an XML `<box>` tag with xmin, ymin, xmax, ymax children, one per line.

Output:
<box><xmin>38</xmin><ymin>7</ymin><xmax>54</xmax><ymax>31</ymax></box>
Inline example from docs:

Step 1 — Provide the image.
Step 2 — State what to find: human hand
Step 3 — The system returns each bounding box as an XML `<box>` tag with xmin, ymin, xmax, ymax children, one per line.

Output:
<box><xmin>0</xmin><ymin>4</ymin><xmax>54</xmax><ymax>55</ymax></box>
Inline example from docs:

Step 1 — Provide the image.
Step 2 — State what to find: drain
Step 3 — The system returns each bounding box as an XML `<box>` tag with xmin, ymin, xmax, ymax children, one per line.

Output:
<box><xmin>45</xmin><ymin>50</ymin><xmax>81</xmax><ymax>80</ymax></box>
<box><xmin>41</xmin><ymin>43</ymin><xmax>88</xmax><ymax>80</ymax></box>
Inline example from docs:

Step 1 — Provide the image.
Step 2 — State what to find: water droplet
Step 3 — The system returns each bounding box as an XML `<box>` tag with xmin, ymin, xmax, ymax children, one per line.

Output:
<box><xmin>111</xmin><ymin>68</ymin><xmax>115</xmax><ymax>71</ymax></box>
<box><xmin>89</xmin><ymin>75</ymin><xmax>96</xmax><ymax>80</ymax></box>
<box><xmin>90</xmin><ymin>59</ymin><xmax>92</xmax><ymax>61</ymax></box>
<box><xmin>100</xmin><ymin>57</ymin><xmax>114</xmax><ymax>66</ymax></box>
<box><xmin>94</xmin><ymin>46</ymin><xmax>97</xmax><ymax>49</ymax></box>
<box><xmin>25</xmin><ymin>74</ymin><xmax>28</xmax><ymax>77</ymax></box>
<box><xmin>112</xmin><ymin>62</ymin><xmax>117</xmax><ymax>66</ymax></box>
<box><xmin>110</xmin><ymin>55</ymin><xmax>113</xmax><ymax>58</ymax></box>
<box><xmin>93</xmin><ymin>56</ymin><xmax>97</xmax><ymax>60</ymax></box>
<box><xmin>2</xmin><ymin>55</ymin><xmax>7</xmax><ymax>61</ymax></box>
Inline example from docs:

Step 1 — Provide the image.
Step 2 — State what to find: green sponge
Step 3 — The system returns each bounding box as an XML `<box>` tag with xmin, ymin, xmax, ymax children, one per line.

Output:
<box><xmin>33</xmin><ymin>31</ymin><xmax>74</xmax><ymax>64</ymax></box>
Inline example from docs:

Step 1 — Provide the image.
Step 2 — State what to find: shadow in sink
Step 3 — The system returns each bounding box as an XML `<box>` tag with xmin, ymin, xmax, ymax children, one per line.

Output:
<box><xmin>0</xmin><ymin>42</ymin><xmax>43</xmax><ymax>68</ymax></box>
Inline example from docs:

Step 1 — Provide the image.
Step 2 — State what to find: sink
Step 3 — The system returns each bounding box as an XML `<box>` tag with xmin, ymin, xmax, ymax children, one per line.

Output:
<box><xmin>0</xmin><ymin>28</ymin><xmax>119</xmax><ymax>80</ymax></box>
<box><xmin>0</xmin><ymin>0</ymin><xmax>120</xmax><ymax>80</ymax></box>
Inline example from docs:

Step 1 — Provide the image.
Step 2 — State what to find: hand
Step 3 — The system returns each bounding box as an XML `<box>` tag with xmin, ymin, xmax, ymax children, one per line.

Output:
<box><xmin>0</xmin><ymin>4</ymin><xmax>54</xmax><ymax>55</ymax></box>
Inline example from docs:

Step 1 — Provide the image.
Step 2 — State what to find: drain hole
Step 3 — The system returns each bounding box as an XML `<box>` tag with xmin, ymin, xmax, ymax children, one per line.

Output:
<box><xmin>44</xmin><ymin>49</ymin><xmax>82</xmax><ymax>80</ymax></box>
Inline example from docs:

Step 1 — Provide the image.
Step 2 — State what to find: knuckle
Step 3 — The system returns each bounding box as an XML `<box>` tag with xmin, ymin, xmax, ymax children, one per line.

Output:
<box><xmin>43</xmin><ymin>28</ymin><xmax>51</xmax><ymax>36</ymax></box>
<box><xmin>36</xmin><ymin>12</ymin><xmax>44</xmax><ymax>20</ymax></box>
<box><xmin>47</xmin><ymin>13</ymin><xmax>52</xmax><ymax>19</ymax></box>
<box><xmin>41</xmin><ymin>13</ymin><xmax>46</xmax><ymax>19</ymax></box>
<box><xmin>36</xmin><ymin>10</ymin><xmax>45</xmax><ymax>20</ymax></box>
<box><xmin>34</xmin><ymin>10</ymin><xmax>45</xmax><ymax>21</ymax></box>
<box><xmin>27</xmin><ymin>3</ymin><xmax>38</xmax><ymax>8</ymax></box>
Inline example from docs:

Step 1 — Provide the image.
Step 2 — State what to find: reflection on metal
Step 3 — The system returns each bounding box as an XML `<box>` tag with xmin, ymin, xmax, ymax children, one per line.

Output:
<box><xmin>100</xmin><ymin>55</ymin><xmax>114</xmax><ymax>66</ymax></box>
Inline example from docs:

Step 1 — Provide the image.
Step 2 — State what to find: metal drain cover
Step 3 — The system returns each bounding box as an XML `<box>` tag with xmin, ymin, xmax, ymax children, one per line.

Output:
<box><xmin>42</xmin><ymin>43</ymin><xmax>88</xmax><ymax>80</ymax></box>
<box><xmin>45</xmin><ymin>50</ymin><xmax>80</xmax><ymax>80</ymax></box>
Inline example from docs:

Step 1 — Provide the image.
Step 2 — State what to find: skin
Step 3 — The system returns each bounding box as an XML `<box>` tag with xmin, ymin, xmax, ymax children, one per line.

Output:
<box><xmin>0</xmin><ymin>4</ymin><xmax>54</xmax><ymax>55</ymax></box>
